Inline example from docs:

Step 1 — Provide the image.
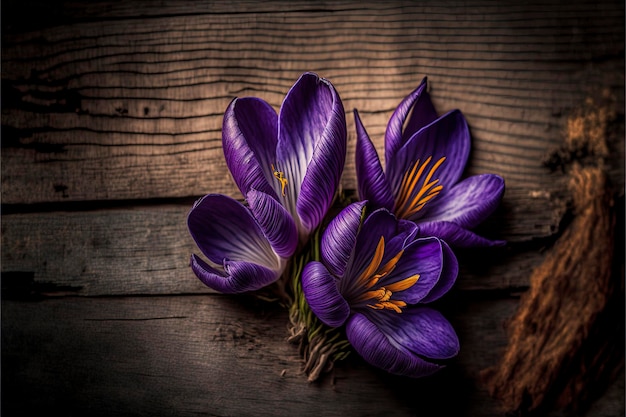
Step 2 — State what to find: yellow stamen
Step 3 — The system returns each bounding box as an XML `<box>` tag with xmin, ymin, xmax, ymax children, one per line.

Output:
<box><xmin>394</xmin><ymin>156</ymin><xmax>446</xmax><ymax>219</ymax></box>
<box><xmin>352</xmin><ymin>236</ymin><xmax>420</xmax><ymax>314</ymax></box>
<box><xmin>271</xmin><ymin>164</ymin><xmax>288</xmax><ymax>197</ymax></box>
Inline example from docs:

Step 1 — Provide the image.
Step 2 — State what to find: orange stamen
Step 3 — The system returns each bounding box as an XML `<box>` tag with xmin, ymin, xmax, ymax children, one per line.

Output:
<box><xmin>271</xmin><ymin>163</ymin><xmax>288</xmax><ymax>197</ymax></box>
<box><xmin>385</xmin><ymin>275</ymin><xmax>420</xmax><ymax>292</ymax></box>
<box><xmin>355</xmin><ymin>236</ymin><xmax>385</xmax><ymax>288</ymax></box>
<box><xmin>394</xmin><ymin>156</ymin><xmax>446</xmax><ymax>219</ymax></box>
<box><xmin>352</xmin><ymin>236</ymin><xmax>420</xmax><ymax>313</ymax></box>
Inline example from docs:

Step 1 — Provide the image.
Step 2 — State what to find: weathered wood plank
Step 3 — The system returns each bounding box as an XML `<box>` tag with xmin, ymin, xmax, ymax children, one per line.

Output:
<box><xmin>1</xmin><ymin>3</ymin><xmax>622</xmax><ymax>416</ymax></box>
<box><xmin>2</xmin><ymin>0</ymin><xmax>623</xmax><ymax>204</ymax></box>
<box><xmin>0</xmin><ymin>185</ymin><xmax>566</xmax><ymax>296</ymax></box>
<box><xmin>4</xmin><ymin>0</ymin><xmax>624</xmax><ymax>25</ymax></box>
<box><xmin>2</xmin><ymin>295</ymin><xmax>623</xmax><ymax>416</ymax></box>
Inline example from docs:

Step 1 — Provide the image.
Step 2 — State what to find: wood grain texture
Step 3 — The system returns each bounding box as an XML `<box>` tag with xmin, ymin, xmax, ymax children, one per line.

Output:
<box><xmin>2</xmin><ymin>294</ymin><xmax>623</xmax><ymax>417</ymax></box>
<box><xmin>1</xmin><ymin>186</ymin><xmax>566</xmax><ymax>297</ymax></box>
<box><xmin>1</xmin><ymin>1</ymin><xmax>623</xmax><ymax>416</ymax></box>
<box><xmin>2</xmin><ymin>0</ymin><xmax>623</xmax><ymax>204</ymax></box>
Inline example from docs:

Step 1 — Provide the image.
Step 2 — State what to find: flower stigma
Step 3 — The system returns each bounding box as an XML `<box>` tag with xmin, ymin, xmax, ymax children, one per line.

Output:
<box><xmin>352</xmin><ymin>236</ymin><xmax>419</xmax><ymax>313</ymax></box>
<box><xmin>271</xmin><ymin>163</ymin><xmax>288</xmax><ymax>197</ymax></box>
<box><xmin>394</xmin><ymin>156</ymin><xmax>446</xmax><ymax>219</ymax></box>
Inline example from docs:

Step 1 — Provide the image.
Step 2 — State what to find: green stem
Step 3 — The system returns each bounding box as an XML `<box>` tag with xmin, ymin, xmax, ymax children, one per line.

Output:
<box><xmin>286</xmin><ymin>227</ymin><xmax>351</xmax><ymax>382</ymax></box>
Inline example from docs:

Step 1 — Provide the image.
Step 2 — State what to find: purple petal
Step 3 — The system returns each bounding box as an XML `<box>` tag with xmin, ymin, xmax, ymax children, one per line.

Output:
<box><xmin>346</xmin><ymin>311</ymin><xmax>445</xmax><ymax>378</ymax></box>
<box><xmin>187</xmin><ymin>194</ymin><xmax>280</xmax><ymax>269</ymax></box>
<box><xmin>290</xmin><ymin>74</ymin><xmax>347</xmax><ymax>236</ymax></box>
<box><xmin>302</xmin><ymin>261</ymin><xmax>351</xmax><ymax>328</ymax></box>
<box><xmin>367</xmin><ymin>307</ymin><xmax>459</xmax><ymax>360</ymax></box>
<box><xmin>321</xmin><ymin>201</ymin><xmax>367</xmax><ymax>277</ymax></box>
<box><xmin>387</xmin><ymin>110</ymin><xmax>471</xmax><ymax>214</ymax></box>
<box><xmin>190</xmin><ymin>255</ymin><xmax>281</xmax><ymax>294</ymax></box>
<box><xmin>422</xmin><ymin>174</ymin><xmax>505</xmax><ymax>229</ymax></box>
<box><xmin>417</xmin><ymin>220</ymin><xmax>506</xmax><ymax>248</ymax></box>
<box><xmin>420</xmin><ymin>240</ymin><xmax>458</xmax><ymax>303</ymax></box>
<box><xmin>402</xmin><ymin>80</ymin><xmax>439</xmax><ymax>143</ymax></box>
<box><xmin>246</xmin><ymin>189</ymin><xmax>298</xmax><ymax>258</ymax></box>
<box><xmin>378</xmin><ymin>218</ymin><xmax>419</xmax><ymax>266</ymax></box>
<box><xmin>361</xmin><ymin>207</ymin><xmax>401</xmax><ymax>241</ymax></box>
<box><xmin>381</xmin><ymin>237</ymin><xmax>444</xmax><ymax>304</ymax></box>
<box><xmin>275</xmin><ymin>73</ymin><xmax>346</xmax><ymax>237</ymax></box>
<box><xmin>222</xmin><ymin>97</ymin><xmax>279</xmax><ymax>199</ymax></box>
<box><xmin>354</xmin><ymin>109</ymin><xmax>394</xmax><ymax>210</ymax></box>
<box><xmin>343</xmin><ymin>208</ymin><xmax>399</xmax><ymax>286</ymax></box>
<box><xmin>384</xmin><ymin>77</ymin><xmax>438</xmax><ymax>166</ymax></box>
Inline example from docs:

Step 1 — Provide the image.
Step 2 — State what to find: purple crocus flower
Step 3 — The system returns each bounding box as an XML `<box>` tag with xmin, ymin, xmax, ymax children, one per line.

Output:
<box><xmin>354</xmin><ymin>77</ymin><xmax>505</xmax><ymax>247</ymax></box>
<box><xmin>302</xmin><ymin>201</ymin><xmax>460</xmax><ymax>378</ymax></box>
<box><xmin>222</xmin><ymin>72</ymin><xmax>347</xmax><ymax>242</ymax></box>
<box><xmin>188</xmin><ymin>72</ymin><xmax>346</xmax><ymax>293</ymax></box>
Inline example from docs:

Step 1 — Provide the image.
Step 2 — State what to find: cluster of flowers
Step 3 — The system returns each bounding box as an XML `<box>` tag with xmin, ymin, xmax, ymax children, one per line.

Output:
<box><xmin>188</xmin><ymin>73</ymin><xmax>504</xmax><ymax>378</ymax></box>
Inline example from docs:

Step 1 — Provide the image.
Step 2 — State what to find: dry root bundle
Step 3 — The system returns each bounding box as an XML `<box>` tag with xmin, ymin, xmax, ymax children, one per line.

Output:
<box><xmin>482</xmin><ymin>94</ymin><xmax>623</xmax><ymax>415</ymax></box>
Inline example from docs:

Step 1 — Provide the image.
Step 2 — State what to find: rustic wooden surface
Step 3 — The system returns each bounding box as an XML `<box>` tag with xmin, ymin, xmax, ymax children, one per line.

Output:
<box><xmin>1</xmin><ymin>1</ymin><xmax>624</xmax><ymax>416</ymax></box>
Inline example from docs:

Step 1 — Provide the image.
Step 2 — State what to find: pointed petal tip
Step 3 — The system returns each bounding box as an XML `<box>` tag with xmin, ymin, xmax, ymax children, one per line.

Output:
<box><xmin>354</xmin><ymin>113</ymin><xmax>395</xmax><ymax>210</ymax></box>
<box><xmin>385</xmin><ymin>78</ymin><xmax>438</xmax><ymax>166</ymax></box>
<box><xmin>418</xmin><ymin>220</ymin><xmax>506</xmax><ymax>248</ymax></box>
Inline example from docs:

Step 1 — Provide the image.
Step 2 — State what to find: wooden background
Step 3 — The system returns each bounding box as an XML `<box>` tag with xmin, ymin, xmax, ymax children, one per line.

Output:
<box><xmin>1</xmin><ymin>1</ymin><xmax>624</xmax><ymax>416</ymax></box>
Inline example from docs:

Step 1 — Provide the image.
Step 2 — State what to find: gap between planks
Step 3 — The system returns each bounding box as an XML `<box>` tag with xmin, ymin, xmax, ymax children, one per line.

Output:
<box><xmin>1</xmin><ymin>186</ymin><xmax>568</xmax><ymax>297</ymax></box>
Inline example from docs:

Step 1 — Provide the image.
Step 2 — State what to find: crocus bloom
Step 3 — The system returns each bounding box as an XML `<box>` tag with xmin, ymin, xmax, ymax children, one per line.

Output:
<box><xmin>354</xmin><ymin>77</ymin><xmax>505</xmax><ymax>247</ymax></box>
<box><xmin>302</xmin><ymin>201</ymin><xmax>460</xmax><ymax>378</ymax></box>
<box><xmin>222</xmin><ymin>72</ymin><xmax>347</xmax><ymax>242</ymax></box>
<box><xmin>189</xmin><ymin>72</ymin><xmax>347</xmax><ymax>293</ymax></box>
